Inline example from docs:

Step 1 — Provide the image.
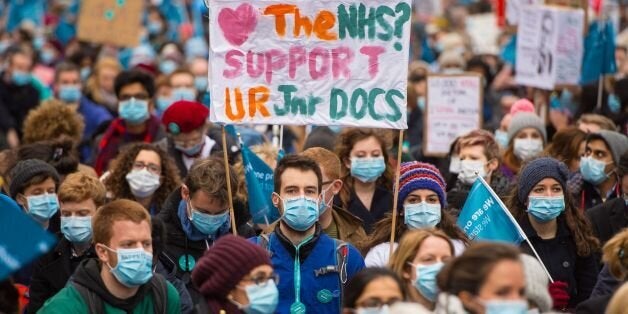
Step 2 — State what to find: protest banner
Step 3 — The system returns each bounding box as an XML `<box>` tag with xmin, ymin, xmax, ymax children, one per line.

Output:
<box><xmin>0</xmin><ymin>194</ymin><xmax>56</xmax><ymax>281</ymax></box>
<box><xmin>208</xmin><ymin>0</ymin><xmax>412</xmax><ymax>129</ymax></box>
<box><xmin>466</xmin><ymin>14</ymin><xmax>499</xmax><ymax>55</ymax></box>
<box><xmin>423</xmin><ymin>74</ymin><xmax>483</xmax><ymax>157</ymax></box>
<box><xmin>241</xmin><ymin>143</ymin><xmax>281</xmax><ymax>225</ymax></box>
<box><xmin>506</xmin><ymin>0</ymin><xmax>543</xmax><ymax>26</ymax></box>
<box><xmin>77</xmin><ymin>0</ymin><xmax>143</xmax><ymax>47</ymax></box>
<box><xmin>515</xmin><ymin>5</ymin><xmax>584</xmax><ymax>89</ymax></box>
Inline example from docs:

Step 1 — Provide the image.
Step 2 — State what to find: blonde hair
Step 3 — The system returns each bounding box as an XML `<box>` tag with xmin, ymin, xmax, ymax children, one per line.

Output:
<box><xmin>388</xmin><ymin>229</ymin><xmax>454</xmax><ymax>279</ymax></box>
<box><xmin>234</xmin><ymin>143</ymin><xmax>278</xmax><ymax>202</ymax></box>
<box><xmin>603</xmin><ymin>228</ymin><xmax>628</xmax><ymax>280</ymax></box>
<box><xmin>22</xmin><ymin>100</ymin><xmax>85</xmax><ymax>145</ymax></box>
<box><xmin>85</xmin><ymin>57</ymin><xmax>121</xmax><ymax>104</ymax></box>
<box><xmin>606</xmin><ymin>282</ymin><xmax>628</xmax><ymax>314</ymax></box>
<box><xmin>58</xmin><ymin>172</ymin><xmax>107</xmax><ymax>208</ymax></box>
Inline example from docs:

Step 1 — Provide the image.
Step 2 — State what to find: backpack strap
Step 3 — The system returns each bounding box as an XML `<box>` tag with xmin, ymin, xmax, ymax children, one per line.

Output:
<box><xmin>334</xmin><ymin>239</ymin><xmax>349</xmax><ymax>285</ymax></box>
<box><xmin>71</xmin><ymin>281</ymin><xmax>104</xmax><ymax>314</ymax></box>
<box><xmin>149</xmin><ymin>274</ymin><xmax>169</xmax><ymax>314</ymax></box>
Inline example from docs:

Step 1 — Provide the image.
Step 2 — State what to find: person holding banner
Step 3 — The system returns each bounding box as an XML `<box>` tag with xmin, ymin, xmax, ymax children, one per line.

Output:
<box><xmin>335</xmin><ymin>129</ymin><xmax>394</xmax><ymax>234</ymax></box>
<box><xmin>507</xmin><ymin>157</ymin><xmax>600</xmax><ymax>309</ymax></box>
<box><xmin>363</xmin><ymin>162</ymin><xmax>468</xmax><ymax>267</ymax></box>
<box><xmin>388</xmin><ymin>229</ymin><xmax>454</xmax><ymax>311</ymax></box>
<box><xmin>501</xmin><ymin>112</ymin><xmax>547</xmax><ymax>179</ymax></box>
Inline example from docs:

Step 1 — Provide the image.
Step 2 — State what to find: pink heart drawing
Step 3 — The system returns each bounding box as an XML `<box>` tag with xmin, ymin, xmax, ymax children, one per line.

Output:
<box><xmin>218</xmin><ymin>4</ymin><xmax>258</xmax><ymax>46</ymax></box>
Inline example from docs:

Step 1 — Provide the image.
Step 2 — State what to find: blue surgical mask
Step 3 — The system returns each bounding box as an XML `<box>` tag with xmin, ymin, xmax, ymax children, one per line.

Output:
<box><xmin>118</xmin><ymin>97</ymin><xmax>149</xmax><ymax>124</ymax></box>
<box><xmin>26</xmin><ymin>193</ymin><xmax>60</xmax><ymax>222</ymax></box>
<box><xmin>242</xmin><ymin>279</ymin><xmax>280</xmax><ymax>314</ymax></box>
<box><xmin>413</xmin><ymin>262</ymin><xmax>443</xmax><ymax>302</ymax></box>
<box><xmin>102</xmin><ymin>246</ymin><xmax>153</xmax><ymax>287</ymax></box>
<box><xmin>80</xmin><ymin>67</ymin><xmax>91</xmax><ymax>81</ymax></box>
<box><xmin>190</xmin><ymin>206</ymin><xmax>229</xmax><ymax>236</ymax></box>
<box><xmin>172</xmin><ymin>87</ymin><xmax>197</xmax><ymax>101</ymax></box>
<box><xmin>318</xmin><ymin>185</ymin><xmax>334</xmax><ymax>215</ymax></box>
<box><xmin>40</xmin><ymin>50</ymin><xmax>56</xmax><ymax>64</ymax></box>
<box><xmin>404</xmin><ymin>202</ymin><xmax>442</xmax><ymax>229</ymax></box>
<box><xmin>608</xmin><ymin>94</ymin><xmax>621</xmax><ymax>113</ymax></box>
<box><xmin>494</xmin><ymin>130</ymin><xmax>509</xmax><ymax>148</ymax></box>
<box><xmin>0</xmin><ymin>41</ymin><xmax>10</xmax><ymax>54</ymax></box>
<box><xmin>61</xmin><ymin>216</ymin><xmax>92</xmax><ymax>243</ymax></box>
<box><xmin>175</xmin><ymin>140</ymin><xmax>204</xmax><ymax>157</ymax></box>
<box><xmin>527</xmin><ymin>195</ymin><xmax>565</xmax><ymax>222</ymax></box>
<box><xmin>11</xmin><ymin>70</ymin><xmax>31</xmax><ymax>86</ymax></box>
<box><xmin>159</xmin><ymin>60</ymin><xmax>178</xmax><ymax>75</ymax></box>
<box><xmin>195</xmin><ymin>76</ymin><xmax>208</xmax><ymax>92</ymax></box>
<box><xmin>156</xmin><ymin>97</ymin><xmax>172</xmax><ymax>112</ymax></box>
<box><xmin>351</xmin><ymin>157</ymin><xmax>386</xmax><ymax>183</ymax></box>
<box><xmin>484</xmin><ymin>300</ymin><xmax>528</xmax><ymax>314</ymax></box>
<box><xmin>417</xmin><ymin>96</ymin><xmax>426</xmax><ymax>111</ymax></box>
<box><xmin>147</xmin><ymin>21</ymin><xmax>163</xmax><ymax>35</ymax></box>
<box><xmin>59</xmin><ymin>85</ymin><xmax>81</xmax><ymax>103</ymax></box>
<box><xmin>513</xmin><ymin>138</ymin><xmax>543</xmax><ymax>161</ymax></box>
<box><xmin>280</xmin><ymin>195</ymin><xmax>319</xmax><ymax>231</ymax></box>
<box><xmin>580</xmin><ymin>156</ymin><xmax>610</xmax><ymax>185</ymax></box>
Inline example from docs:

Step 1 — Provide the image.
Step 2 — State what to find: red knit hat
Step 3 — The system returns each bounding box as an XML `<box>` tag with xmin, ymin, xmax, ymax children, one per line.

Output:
<box><xmin>191</xmin><ymin>235</ymin><xmax>271</xmax><ymax>299</ymax></box>
<box><xmin>161</xmin><ymin>100</ymin><xmax>209</xmax><ymax>135</ymax></box>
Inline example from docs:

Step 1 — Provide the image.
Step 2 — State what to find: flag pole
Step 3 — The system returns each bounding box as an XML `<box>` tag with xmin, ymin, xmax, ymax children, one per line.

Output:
<box><xmin>596</xmin><ymin>75</ymin><xmax>604</xmax><ymax>110</ymax></box>
<box><xmin>478</xmin><ymin>176</ymin><xmax>554</xmax><ymax>282</ymax></box>
<box><xmin>222</xmin><ymin>125</ymin><xmax>238</xmax><ymax>236</ymax></box>
<box><xmin>389</xmin><ymin>130</ymin><xmax>405</xmax><ymax>258</ymax></box>
<box><xmin>279</xmin><ymin>125</ymin><xmax>284</xmax><ymax>150</ymax></box>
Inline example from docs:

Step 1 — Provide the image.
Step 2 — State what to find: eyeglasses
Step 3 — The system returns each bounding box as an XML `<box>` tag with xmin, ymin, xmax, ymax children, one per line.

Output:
<box><xmin>132</xmin><ymin>161</ymin><xmax>161</xmax><ymax>175</ymax></box>
<box><xmin>119</xmin><ymin>93</ymin><xmax>149</xmax><ymax>101</ymax></box>
<box><xmin>355</xmin><ymin>298</ymin><xmax>401</xmax><ymax>309</ymax></box>
<box><xmin>242</xmin><ymin>273</ymin><xmax>280</xmax><ymax>287</ymax></box>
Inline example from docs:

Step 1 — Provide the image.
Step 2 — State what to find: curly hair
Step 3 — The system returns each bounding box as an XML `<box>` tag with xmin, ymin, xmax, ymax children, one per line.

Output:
<box><xmin>103</xmin><ymin>143</ymin><xmax>181</xmax><ymax>212</ymax></box>
<box><xmin>22</xmin><ymin>99</ymin><xmax>85</xmax><ymax>145</ymax></box>
<box><xmin>334</xmin><ymin>128</ymin><xmax>394</xmax><ymax>209</ymax></box>
<box><xmin>18</xmin><ymin>137</ymin><xmax>79</xmax><ymax>176</ymax></box>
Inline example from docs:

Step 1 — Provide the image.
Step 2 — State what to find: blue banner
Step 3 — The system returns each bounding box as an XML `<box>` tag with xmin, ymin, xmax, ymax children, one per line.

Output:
<box><xmin>0</xmin><ymin>194</ymin><xmax>56</xmax><ymax>281</ymax></box>
<box><xmin>581</xmin><ymin>20</ymin><xmax>617</xmax><ymax>85</ymax></box>
<box><xmin>457</xmin><ymin>177</ymin><xmax>525</xmax><ymax>244</ymax></box>
<box><xmin>241</xmin><ymin>144</ymin><xmax>281</xmax><ymax>224</ymax></box>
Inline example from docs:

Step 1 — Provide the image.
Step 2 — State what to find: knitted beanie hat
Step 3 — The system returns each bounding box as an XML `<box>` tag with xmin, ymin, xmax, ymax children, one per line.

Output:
<box><xmin>507</xmin><ymin>113</ymin><xmax>547</xmax><ymax>143</ymax></box>
<box><xmin>191</xmin><ymin>234</ymin><xmax>271</xmax><ymax>299</ymax></box>
<box><xmin>398</xmin><ymin>161</ymin><xmax>447</xmax><ymax>209</ymax></box>
<box><xmin>9</xmin><ymin>159</ymin><xmax>60</xmax><ymax>198</ymax></box>
<box><xmin>591</xmin><ymin>130</ymin><xmax>628</xmax><ymax>165</ymax></box>
<box><xmin>510</xmin><ymin>99</ymin><xmax>535</xmax><ymax>115</ymax></box>
<box><xmin>517</xmin><ymin>157</ymin><xmax>569</xmax><ymax>204</ymax></box>
<box><xmin>520</xmin><ymin>254</ymin><xmax>552</xmax><ymax>312</ymax></box>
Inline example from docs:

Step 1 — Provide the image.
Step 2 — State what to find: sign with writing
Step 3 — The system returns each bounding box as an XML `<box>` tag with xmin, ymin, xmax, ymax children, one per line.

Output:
<box><xmin>423</xmin><ymin>74</ymin><xmax>482</xmax><ymax>156</ymax></box>
<box><xmin>515</xmin><ymin>5</ymin><xmax>584</xmax><ymax>89</ymax></box>
<box><xmin>208</xmin><ymin>0</ymin><xmax>411</xmax><ymax>129</ymax></box>
<box><xmin>506</xmin><ymin>0</ymin><xmax>543</xmax><ymax>26</ymax></box>
<box><xmin>77</xmin><ymin>0</ymin><xmax>143</xmax><ymax>47</ymax></box>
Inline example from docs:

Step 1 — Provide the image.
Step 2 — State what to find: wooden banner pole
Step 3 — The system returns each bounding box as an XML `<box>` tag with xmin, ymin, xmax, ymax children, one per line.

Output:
<box><xmin>389</xmin><ymin>129</ymin><xmax>405</xmax><ymax>258</ymax></box>
<box><xmin>222</xmin><ymin>126</ymin><xmax>238</xmax><ymax>236</ymax></box>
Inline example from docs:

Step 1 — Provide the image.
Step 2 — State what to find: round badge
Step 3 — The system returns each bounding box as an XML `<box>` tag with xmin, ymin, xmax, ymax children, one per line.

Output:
<box><xmin>289</xmin><ymin>301</ymin><xmax>306</xmax><ymax>314</ymax></box>
<box><xmin>168</xmin><ymin>122</ymin><xmax>181</xmax><ymax>135</ymax></box>
<box><xmin>178</xmin><ymin>254</ymin><xmax>196</xmax><ymax>272</ymax></box>
<box><xmin>317</xmin><ymin>289</ymin><xmax>333</xmax><ymax>303</ymax></box>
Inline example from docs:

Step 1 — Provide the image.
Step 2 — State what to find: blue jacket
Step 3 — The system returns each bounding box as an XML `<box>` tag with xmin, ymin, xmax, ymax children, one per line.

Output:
<box><xmin>252</xmin><ymin>225</ymin><xmax>365</xmax><ymax>314</ymax></box>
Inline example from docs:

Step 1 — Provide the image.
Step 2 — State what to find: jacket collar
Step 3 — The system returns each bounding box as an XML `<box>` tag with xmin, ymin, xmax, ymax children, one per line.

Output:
<box><xmin>520</xmin><ymin>214</ymin><xmax>570</xmax><ymax>240</ymax></box>
<box><xmin>275</xmin><ymin>223</ymin><xmax>321</xmax><ymax>260</ymax></box>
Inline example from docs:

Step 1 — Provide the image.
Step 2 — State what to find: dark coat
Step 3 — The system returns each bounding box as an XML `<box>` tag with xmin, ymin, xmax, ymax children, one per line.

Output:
<box><xmin>519</xmin><ymin>215</ymin><xmax>599</xmax><ymax>308</ymax></box>
<box><xmin>0</xmin><ymin>74</ymin><xmax>40</xmax><ymax>134</ymax></box>
<box><xmin>579</xmin><ymin>181</ymin><xmax>619</xmax><ymax>211</ymax></box>
<box><xmin>341</xmin><ymin>185</ymin><xmax>393</xmax><ymax>234</ymax></box>
<box><xmin>25</xmin><ymin>237</ymin><xmax>96</xmax><ymax>313</ymax></box>
<box><xmin>586</xmin><ymin>198</ymin><xmax>627</xmax><ymax>246</ymax></box>
<box><xmin>446</xmin><ymin>170</ymin><xmax>511</xmax><ymax>217</ymax></box>
<box><xmin>575</xmin><ymin>295</ymin><xmax>612</xmax><ymax>314</ymax></box>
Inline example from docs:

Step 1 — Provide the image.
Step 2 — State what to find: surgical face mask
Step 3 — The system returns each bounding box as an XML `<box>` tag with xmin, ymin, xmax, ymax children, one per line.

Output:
<box><xmin>26</xmin><ymin>193</ymin><xmax>60</xmax><ymax>221</ymax></box>
<box><xmin>356</xmin><ymin>305</ymin><xmax>390</xmax><ymax>314</ymax></box>
<box><xmin>11</xmin><ymin>70</ymin><xmax>31</xmax><ymax>86</ymax></box>
<box><xmin>449</xmin><ymin>156</ymin><xmax>461</xmax><ymax>174</ymax></box>
<box><xmin>61</xmin><ymin>216</ymin><xmax>92</xmax><ymax>243</ymax></box>
<box><xmin>80</xmin><ymin>67</ymin><xmax>91</xmax><ymax>81</ymax></box>
<box><xmin>351</xmin><ymin>157</ymin><xmax>386</xmax><ymax>183</ymax></box>
<box><xmin>159</xmin><ymin>60</ymin><xmax>177</xmax><ymax>75</ymax></box>
<box><xmin>280</xmin><ymin>195</ymin><xmax>319</xmax><ymax>231</ymax></box>
<box><xmin>513</xmin><ymin>138</ymin><xmax>543</xmax><ymax>161</ymax></box>
<box><xmin>608</xmin><ymin>94</ymin><xmax>621</xmax><ymax>113</ymax></box>
<box><xmin>102</xmin><ymin>245</ymin><xmax>153</xmax><ymax>287</ymax></box>
<box><xmin>483</xmin><ymin>300</ymin><xmax>528</xmax><ymax>314</ymax></box>
<box><xmin>494</xmin><ymin>130</ymin><xmax>509</xmax><ymax>148</ymax></box>
<box><xmin>580</xmin><ymin>156</ymin><xmax>611</xmax><ymax>185</ymax></box>
<box><xmin>125</xmin><ymin>169</ymin><xmax>161</xmax><ymax>198</ymax></box>
<box><xmin>189</xmin><ymin>204</ymin><xmax>229</xmax><ymax>236</ymax></box>
<box><xmin>319</xmin><ymin>184</ymin><xmax>334</xmax><ymax>214</ymax></box>
<box><xmin>40</xmin><ymin>49</ymin><xmax>56</xmax><ymax>64</ymax></box>
<box><xmin>118</xmin><ymin>97</ymin><xmax>149</xmax><ymax>124</ymax></box>
<box><xmin>241</xmin><ymin>279</ymin><xmax>280</xmax><ymax>314</ymax></box>
<box><xmin>458</xmin><ymin>160</ymin><xmax>487</xmax><ymax>185</ymax></box>
<box><xmin>175</xmin><ymin>140</ymin><xmax>204</xmax><ymax>157</ymax></box>
<box><xmin>413</xmin><ymin>262</ymin><xmax>444</xmax><ymax>302</ymax></box>
<box><xmin>172</xmin><ymin>87</ymin><xmax>197</xmax><ymax>101</ymax></box>
<box><xmin>527</xmin><ymin>195</ymin><xmax>565</xmax><ymax>222</ymax></box>
<box><xmin>155</xmin><ymin>96</ymin><xmax>172</xmax><ymax>112</ymax></box>
<box><xmin>147</xmin><ymin>21</ymin><xmax>163</xmax><ymax>35</ymax></box>
<box><xmin>417</xmin><ymin>96</ymin><xmax>426</xmax><ymax>111</ymax></box>
<box><xmin>59</xmin><ymin>84</ymin><xmax>81</xmax><ymax>103</ymax></box>
<box><xmin>195</xmin><ymin>76</ymin><xmax>208</xmax><ymax>92</ymax></box>
<box><xmin>404</xmin><ymin>202</ymin><xmax>442</xmax><ymax>229</ymax></box>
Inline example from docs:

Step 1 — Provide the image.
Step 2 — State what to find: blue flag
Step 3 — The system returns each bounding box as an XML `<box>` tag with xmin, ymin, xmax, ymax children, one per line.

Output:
<box><xmin>241</xmin><ymin>144</ymin><xmax>281</xmax><ymax>224</ymax></box>
<box><xmin>0</xmin><ymin>194</ymin><xmax>56</xmax><ymax>281</ymax></box>
<box><xmin>581</xmin><ymin>20</ymin><xmax>617</xmax><ymax>85</ymax></box>
<box><xmin>457</xmin><ymin>177</ymin><xmax>525</xmax><ymax>244</ymax></box>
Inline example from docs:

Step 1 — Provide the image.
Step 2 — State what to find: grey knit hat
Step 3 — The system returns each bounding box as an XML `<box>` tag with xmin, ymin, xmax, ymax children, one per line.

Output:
<box><xmin>589</xmin><ymin>130</ymin><xmax>628</xmax><ymax>165</ymax></box>
<box><xmin>9</xmin><ymin>159</ymin><xmax>60</xmax><ymax>198</ymax></box>
<box><xmin>520</xmin><ymin>254</ymin><xmax>552</xmax><ymax>312</ymax></box>
<box><xmin>517</xmin><ymin>157</ymin><xmax>569</xmax><ymax>204</ymax></box>
<box><xmin>507</xmin><ymin>113</ymin><xmax>547</xmax><ymax>143</ymax></box>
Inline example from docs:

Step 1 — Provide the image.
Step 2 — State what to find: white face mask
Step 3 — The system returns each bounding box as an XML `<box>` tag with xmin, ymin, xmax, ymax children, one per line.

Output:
<box><xmin>125</xmin><ymin>169</ymin><xmax>161</xmax><ymax>198</ymax></box>
<box><xmin>449</xmin><ymin>156</ymin><xmax>461</xmax><ymax>174</ymax></box>
<box><xmin>458</xmin><ymin>160</ymin><xmax>487</xmax><ymax>185</ymax></box>
<box><xmin>513</xmin><ymin>138</ymin><xmax>543</xmax><ymax>160</ymax></box>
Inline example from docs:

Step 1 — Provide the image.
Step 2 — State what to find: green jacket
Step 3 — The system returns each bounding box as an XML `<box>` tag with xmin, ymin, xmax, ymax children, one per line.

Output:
<box><xmin>37</xmin><ymin>281</ymin><xmax>181</xmax><ymax>314</ymax></box>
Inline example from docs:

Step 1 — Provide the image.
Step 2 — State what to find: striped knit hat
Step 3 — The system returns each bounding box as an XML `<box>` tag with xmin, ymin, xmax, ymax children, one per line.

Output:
<box><xmin>398</xmin><ymin>162</ymin><xmax>447</xmax><ymax>209</ymax></box>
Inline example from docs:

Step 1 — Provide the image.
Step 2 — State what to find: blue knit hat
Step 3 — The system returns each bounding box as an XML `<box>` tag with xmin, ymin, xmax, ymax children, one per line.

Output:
<box><xmin>398</xmin><ymin>161</ymin><xmax>447</xmax><ymax>209</ymax></box>
<box><xmin>517</xmin><ymin>157</ymin><xmax>569</xmax><ymax>204</ymax></box>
